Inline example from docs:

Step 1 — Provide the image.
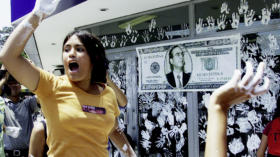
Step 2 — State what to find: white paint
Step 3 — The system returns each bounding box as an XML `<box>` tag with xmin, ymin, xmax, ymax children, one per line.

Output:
<box><xmin>231</xmin><ymin>13</ymin><xmax>240</xmax><ymax>29</ymax></box>
<box><xmin>196</xmin><ymin>18</ymin><xmax>203</xmax><ymax>34</ymax></box>
<box><xmin>253</xmin><ymin>77</ymin><xmax>270</xmax><ymax>95</ymax></box>
<box><xmin>33</xmin><ymin>0</ymin><xmax>61</xmax><ymax>22</ymax></box>
<box><xmin>244</xmin><ymin>10</ymin><xmax>255</xmax><ymax>26</ymax></box>
<box><xmin>17</xmin><ymin>21</ymin><xmax>34</xmax><ymax>46</ymax></box>
<box><xmin>238</xmin><ymin>61</ymin><xmax>253</xmax><ymax>88</ymax></box>
<box><xmin>221</xmin><ymin>2</ymin><xmax>230</xmax><ymax>14</ymax></box>
<box><xmin>33</xmin><ymin>10</ymin><xmax>44</xmax><ymax>22</ymax></box>
<box><xmin>238</xmin><ymin>0</ymin><xmax>249</xmax><ymax>15</ymax></box>
<box><xmin>217</xmin><ymin>15</ymin><xmax>226</xmax><ymax>30</ymax></box>
<box><xmin>246</xmin><ymin>43</ymin><xmax>259</xmax><ymax>54</ymax></box>
<box><xmin>261</xmin><ymin>8</ymin><xmax>271</xmax><ymax>25</ymax></box>
<box><xmin>22</xmin><ymin>20</ymin><xmax>34</xmax><ymax>31</ymax></box>
<box><xmin>243</xmin><ymin>62</ymin><xmax>265</xmax><ymax>95</ymax></box>
<box><xmin>268</xmin><ymin>34</ymin><xmax>279</xmax><ymax>51</ymax></box>
<box><xmin>238</xmin><ymin>62</ymin><xmax>268</xmax><ymax>98</ymax></box>
<box><xmin>206</xmin><ymin>16</ymin><xmax>215</xmax><ymax>30</ymax></box>
<box><xmin>247</xmin><ymin>134</ymin><xmax>261</xmax><ymax>152</ymax></box>
<box><xmin>228</xmin><ymin>137</ymin><xmax>245</xmax><ymax>155</ymax></box>
<box><xmin>232</xmin><ymin>69</ymin><xmax>241</xmax><ymax>93</ymax></box>
<box><xmin>122</xmin><ymin>144</ymin><xmax>128</xmax><ymax>151</ymax></box>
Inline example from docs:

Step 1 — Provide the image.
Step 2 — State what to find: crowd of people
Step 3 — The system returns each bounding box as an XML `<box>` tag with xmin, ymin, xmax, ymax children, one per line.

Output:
<box><xmin>0</xmin><ymin>0</ymin><xmax>278</xmax><ymax>157</ymax></box>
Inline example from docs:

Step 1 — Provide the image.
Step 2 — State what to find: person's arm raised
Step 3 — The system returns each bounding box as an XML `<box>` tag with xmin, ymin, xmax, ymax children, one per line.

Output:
<box><xmin>0</xmin><ymin>0</ymin><xmax>60</xmax><ymax>91</ymax></box>
<box><xmin>205</xmin><ymin>62</ymin><xmax>270</xmax><ymax>157</ymax></box>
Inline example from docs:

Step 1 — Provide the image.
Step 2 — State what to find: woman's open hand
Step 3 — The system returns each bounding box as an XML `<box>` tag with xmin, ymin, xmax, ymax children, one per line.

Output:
<box><xmin>33</xmin><ymin>0</ymin><xmax>61</xmax><ymax>20</ymax></box>
<box><xmin>210</xmin><ymin>61</ymin><xmax>270</xmax><ymax>111</ymax></box>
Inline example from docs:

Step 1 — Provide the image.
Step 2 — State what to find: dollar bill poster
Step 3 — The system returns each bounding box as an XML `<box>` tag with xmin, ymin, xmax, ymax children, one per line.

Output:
<box><xmin>137</xmin><ymin>34</ymin><xmax>241</xmax><ymax>92</ymax></box>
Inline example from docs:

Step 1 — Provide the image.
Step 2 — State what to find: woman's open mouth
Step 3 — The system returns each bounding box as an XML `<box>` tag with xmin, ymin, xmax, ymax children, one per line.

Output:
<box><xmin>69</xmin><ymin>62</ymin><xmax>79</xmax><ymax>72</ymax></box>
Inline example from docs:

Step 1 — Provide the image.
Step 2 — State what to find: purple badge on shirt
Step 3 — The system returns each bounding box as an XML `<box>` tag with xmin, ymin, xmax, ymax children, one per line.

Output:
<box><xmin>82</xmin><ymin>105</ymin><xmax>106</xmax><ymax>114</ymax></box>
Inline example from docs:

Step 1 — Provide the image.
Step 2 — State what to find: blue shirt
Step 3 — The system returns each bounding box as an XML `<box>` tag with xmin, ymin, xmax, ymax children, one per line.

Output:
<box><xmin>3</xmin><ymin>95</ymin><xmax>38</xmax><ymax>150</ymax></box>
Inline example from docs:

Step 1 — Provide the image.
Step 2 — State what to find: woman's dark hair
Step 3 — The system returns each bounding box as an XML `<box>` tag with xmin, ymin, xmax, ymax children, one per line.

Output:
<box><xmin>63</xmin><ymin>30</ymin><xmax>109</xmax><ymax>84</ymax></box>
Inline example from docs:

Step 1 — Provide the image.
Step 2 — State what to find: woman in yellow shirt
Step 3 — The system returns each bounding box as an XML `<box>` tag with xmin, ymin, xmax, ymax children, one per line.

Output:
<box><xmin>0</xmin><ymin>0</ymin><xmax>136</xmax><ymax>156</ymax></box>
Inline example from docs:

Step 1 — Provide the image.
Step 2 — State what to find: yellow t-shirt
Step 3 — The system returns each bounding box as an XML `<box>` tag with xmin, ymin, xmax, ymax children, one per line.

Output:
<box><xmin>33</xmin><ymin>69</ymin><xmax>120</xmax><ymax>157</ymax></box>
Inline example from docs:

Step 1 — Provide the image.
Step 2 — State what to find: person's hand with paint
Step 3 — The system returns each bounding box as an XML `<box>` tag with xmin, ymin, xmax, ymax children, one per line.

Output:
<box><xmin>210</xmin><ymin>61</ymin><xmax>269</xmax><ymax>111</ymax></box>
<box><xmin>33</xmin><ymin>0</ymin><xmax>61</xmax><ymax>21</ymax></box>
<box><xmin>205</xmin><ymin>61</ymin><xmax>270</xmax><ymax>157</ymax></box>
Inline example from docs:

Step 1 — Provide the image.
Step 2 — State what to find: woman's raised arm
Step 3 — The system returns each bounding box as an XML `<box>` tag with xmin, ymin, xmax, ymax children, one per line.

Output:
<box><xmin>0</xmin><ymin>0</ymin><xmax>60</xmax><ymax>91</ymax></box>
<box><xmin>205</xmin><ymin>62</ymin><xmax>270</xmax><ymax>157</ymax></box>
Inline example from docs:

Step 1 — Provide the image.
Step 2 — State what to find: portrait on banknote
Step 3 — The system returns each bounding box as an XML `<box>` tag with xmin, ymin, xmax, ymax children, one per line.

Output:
<box><xmin>164</xmin><ymin>45</ymin><xmax>192</xmax><ymax>89</ymax></box>
<box><xmin>137</xmin><ymin>34</ymin><xmax>241</xmax><ymax>92</ymax></box>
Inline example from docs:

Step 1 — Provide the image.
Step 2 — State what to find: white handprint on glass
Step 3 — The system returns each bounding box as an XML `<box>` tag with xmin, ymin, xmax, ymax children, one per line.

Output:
<box><xmin>244</xmin><ymin>10</ymin><xmax>255</xmax><ymax>26</ymax></box>
<box><xmin>221</xmin><ymin>2</ymin><xmax>230</xmax><ymax>14</ymax></box>
<box><xmin>246</xmin><ymin>134</ymin><xmax>261</xmax><ymax>152</ymax></box>
<box><xmin>217</xmin><ymin>14</ymin><xmax>226</xmax><ymax>30</ymax></box>
<box><xmin>229</xmin><ymin>138</ymin><xmax>245</xmax><ymax>155</ymax></box>
<box><xmin>125</xmin><ymin>24</ymin><xmax>132</xmax><ymax>35</ymax></box>
<box><xmin>110</xmin><ymin>35</ymin><xmax>117</xmax><ymax>48</ymax></box>
<box><xmin>206</xmin><ymin>16</ymin><xmax>215</xmax><ymax>31</ymax></box>
<box><xmin>196</xmin><ymin>18</ymin><xmax>203</xmax><ymax>34</ymax></box>
<box><xmin>231</xmin><ymin>13</ymin><xmax>240</xmax><ymax>29</ymax></box>
<box><xmin>149</xmin><ymin>19</ymin><xmax>156</xmax><ymax>33</ymax></box>
<box><xmin>261</xmin><ymin>8</ymin><xmax>271</xmax><ymax>25</ymax></box>
<box><xmin>101</xmin><ymin>36</ymin><xmax>109</xmax><ymax>47</ymax></box>
<box><xmin>238</xmin><ymin>0</ymin><xmax>249</xmax><ymax>15</ymax></box>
